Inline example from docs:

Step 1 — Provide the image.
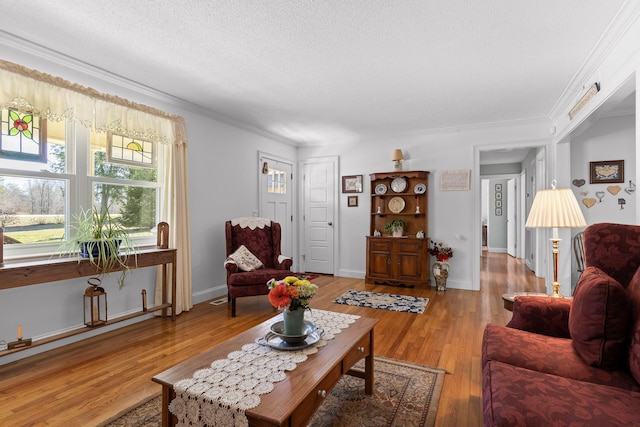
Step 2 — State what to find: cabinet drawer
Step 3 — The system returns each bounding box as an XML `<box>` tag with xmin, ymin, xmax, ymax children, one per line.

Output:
<box><xmin>342</xmin><ymin>333</ymin><xmax>371</xmax><ymax>372</ymax></box>
<box><xmin>289</xmin><ymin>362</ymin><xmax>342</xmax><ymax>426</ymax></box>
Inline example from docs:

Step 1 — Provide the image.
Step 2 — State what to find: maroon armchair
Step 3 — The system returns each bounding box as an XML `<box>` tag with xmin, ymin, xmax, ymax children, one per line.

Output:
<box><xmin>224</xmin><ymin>217</ymin><xmax>293</xmax><ymax>317</ymax></box>
<box><xmin>482</xmin><ymin>223</ymin><xmax>640</xmax><ymax>426</ymax></box>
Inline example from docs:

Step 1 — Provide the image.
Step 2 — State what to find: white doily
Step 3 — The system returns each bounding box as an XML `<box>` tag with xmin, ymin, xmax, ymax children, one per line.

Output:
<box><xmin>169</xmin><ymin>309</ymin><xmax>360</xmax><ymax>426</ymax></box>
<box><xmin>230</xmin><ymin>217</ymin><xmax>272</xmax><ymax>230</ymax></box>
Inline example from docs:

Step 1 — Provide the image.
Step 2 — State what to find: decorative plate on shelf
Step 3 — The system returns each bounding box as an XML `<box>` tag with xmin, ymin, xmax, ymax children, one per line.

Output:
<box><xmin>388</xmin><ymin>196</ymin><xmax>405</xmax><ymax>213</ymax></box>
<box><xmin>374</xmin><ymin>183</ymin><xmax>387</xmax><ymax>194</ymax></box>
<box><xmin>391</xmin><ymin>177</ymin><xmax>408</xmax><ymax>193</ymax></box>
<box><xmin>414</xmin><ymin>183</ymin><xmax>426</xmax><ymax>194</ymax></box>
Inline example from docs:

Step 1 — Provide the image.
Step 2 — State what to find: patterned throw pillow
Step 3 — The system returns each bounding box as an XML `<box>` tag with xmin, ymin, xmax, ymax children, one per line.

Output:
<box><xmin>228</xmin><ymin>245</ymin><xmax>264</xmax><ymax>272</ymax></box>
<box><xmin>569</xmin><ymin>266</ymin><xmax>630</xmax><ymax>370</ymax></box>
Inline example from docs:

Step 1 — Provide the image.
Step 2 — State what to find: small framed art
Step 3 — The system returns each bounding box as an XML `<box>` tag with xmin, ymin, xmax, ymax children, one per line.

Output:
<box><xmin>590</xmin><ymin>160</ymin><xmax>624</xmax><ymax>184</ymax></box>
<box><xmin>342</xmin><ymin>175</ymin><xmax>363</xmax><ymax>193</ymax></box>
<box><xmin>347</xmin><ymin>195</ymin><xmax>358</xmax><ymax>207</ymax></box>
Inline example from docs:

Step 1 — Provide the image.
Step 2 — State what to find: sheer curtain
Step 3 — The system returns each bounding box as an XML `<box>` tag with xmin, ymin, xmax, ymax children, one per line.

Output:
<box><xmin>0</xmin><ymin>59</ymin><xmax>193</xmax><ymax>315</ymax></box>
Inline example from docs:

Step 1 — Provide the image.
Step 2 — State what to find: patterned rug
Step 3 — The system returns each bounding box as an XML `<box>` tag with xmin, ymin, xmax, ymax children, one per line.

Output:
<box><xmin>103</xmin><ymin>356</ymin><xmax>445</xmax><ymax>427</ymax></box>
<box><xmin>334</xmin><ymin>290</ymin><xmax>429</xmax><ymax>314</ymax></box>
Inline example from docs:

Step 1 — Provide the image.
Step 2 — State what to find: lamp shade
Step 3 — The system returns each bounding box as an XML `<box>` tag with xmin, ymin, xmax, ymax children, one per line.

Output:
<box><xmin>392</xmin><ymin>149</ymin><xmax>404</xmax><ymax>161</ymax></box>
<box><xmin>525</xmin><ymin>188</ymin><xmax>587</xmax><ymax>228</ymax></box>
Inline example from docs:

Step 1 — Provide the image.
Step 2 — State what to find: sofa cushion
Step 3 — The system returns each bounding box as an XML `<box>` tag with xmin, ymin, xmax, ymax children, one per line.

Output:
<box><xmin>227</xmin><ymin>245</ymin><xmax>264</xmax><ymax>272</ymax></box>
<box><xmin>507</xmin><ymin>296</ymin><xmax>571</xmax><ymax>338</ymax></box>
<box><xmin>483</xmin><ymin>360</ymin><xmax>640</xmax><ymax>427</ymax></box>
<box><xmin>627</xmin><ymin>267</ymin><xmax>640</xmax><ymax>384</ymax></box>
<box><xmin>569</xmin><ymin>266</ymin><xmax>630</xmax><ymax>370</ymax></box>
<box><xmin>483</xmin><ymin>323</ymin><xmax>639</xmax><ymax>391</ymax></box>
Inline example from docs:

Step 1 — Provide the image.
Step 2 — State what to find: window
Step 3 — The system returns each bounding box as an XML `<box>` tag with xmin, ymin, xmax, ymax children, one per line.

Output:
<box><xmin>0</xmin><ymin>111</ymin><xmax>162</xmax><ymax>259</ymax></box>
<box><xmin>0</xmin><ymin>109</ymin><xmax>46</xmax><ymax>162</ymax></box>
<box><xmin>267</xmin><ymin>168</ymin><xmax>287</xmax><ymax>194</ymax></box>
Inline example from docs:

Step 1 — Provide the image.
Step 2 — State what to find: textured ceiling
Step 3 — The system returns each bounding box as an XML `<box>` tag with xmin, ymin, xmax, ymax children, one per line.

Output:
<box><xmin>0</xmin><ymin>1</ymin><xmax>628</xmax><ymax>145</ymax></box>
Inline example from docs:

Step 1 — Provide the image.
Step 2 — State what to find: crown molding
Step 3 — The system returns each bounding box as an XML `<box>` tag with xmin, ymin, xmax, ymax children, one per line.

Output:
<box><xmin>0</xmin><ymin>31</ymin><xmax>299</xmax><ymax>147</ymax></box>
<box><xmin>548</xmin><ymin>1</ymin><xmax>640</xmax><ymax>120</ymax></box>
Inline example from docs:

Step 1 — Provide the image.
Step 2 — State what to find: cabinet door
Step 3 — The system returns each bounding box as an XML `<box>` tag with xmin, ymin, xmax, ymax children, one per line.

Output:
<box><xmin>367</xmin><ymin>239</ymin><xmax>393</xmax><ymax>279</ymax></box>
<box><xmin>395</xmin><ymin>240</ymin><xmax>426</xmax><ymax>283</ymax></box>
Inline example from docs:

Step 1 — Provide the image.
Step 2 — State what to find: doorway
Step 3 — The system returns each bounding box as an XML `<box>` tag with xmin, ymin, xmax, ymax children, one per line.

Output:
<box><xmin>475</xmin><ymin>145</ymin><xmax>547</xmax><ymax>290</ymax></box>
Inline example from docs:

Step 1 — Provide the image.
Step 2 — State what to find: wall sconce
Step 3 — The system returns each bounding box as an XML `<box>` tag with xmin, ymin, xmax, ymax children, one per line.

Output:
<box><xmin>392</xmin><ymin>149</ymin><xmax>404</xmax><ymax>171</ymax></box>
<box><xmin>84</xmin><ymin>278</ymin><xmax>108</xmax><ymax>327</ymax></box>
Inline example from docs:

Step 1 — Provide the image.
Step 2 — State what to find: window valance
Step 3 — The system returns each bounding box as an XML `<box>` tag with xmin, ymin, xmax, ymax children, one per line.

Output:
<box><xmin>0</xmin><ymin>59</ymin><xmax>185</xmax><ymax>146</ymax></box>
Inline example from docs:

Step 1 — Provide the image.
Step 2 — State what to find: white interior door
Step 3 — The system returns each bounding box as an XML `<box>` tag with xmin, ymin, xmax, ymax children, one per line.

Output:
<box><xmin>507</xmin><ymin>178</ymin><xmax>517</xmax><ymax>257</ymax></box>
<box><xmin>259</xmin><ymin>153</ymin><xmax>293</xmax><ymax>258</ymax></box>
<box><xmin>302</xmin><ymin>159</ymin><xmax>336</xmax><ymax>274</ymax></box>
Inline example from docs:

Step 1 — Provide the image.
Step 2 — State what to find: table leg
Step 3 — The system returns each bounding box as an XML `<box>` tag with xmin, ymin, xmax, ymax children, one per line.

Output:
<box><xmin>364</xmin><ymin>329</ymin><xmax>374</xmax><ymax>395</ymax></box>
<box><xmin>161</xmin><ymin>386</ymin><xmax>173</xmax><ymax>427</ymax></box>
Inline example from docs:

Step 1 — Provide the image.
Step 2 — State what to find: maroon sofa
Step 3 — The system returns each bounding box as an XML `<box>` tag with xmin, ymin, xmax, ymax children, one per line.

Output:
<box><xmin>482</xmin><ymin>223</ymin><xmax>640</xmax><ymax>426</ymax></box>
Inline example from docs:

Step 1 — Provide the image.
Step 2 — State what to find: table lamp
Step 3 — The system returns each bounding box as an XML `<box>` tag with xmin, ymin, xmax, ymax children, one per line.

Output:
<box><xmin>392</xmin><ymin>149</ymin><xmax>404</xmax><ymax>171</ymax></box>
<box><xmin>525</xmin><ymin>181</ymin><xmax>587</xmax><ymax>298</ymax></box>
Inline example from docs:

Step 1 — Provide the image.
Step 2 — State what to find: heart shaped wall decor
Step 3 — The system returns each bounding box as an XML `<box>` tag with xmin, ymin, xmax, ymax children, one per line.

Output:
<box><xmin>583</xmin><ymin>198</ymin><xmax>596</xmax><ymax>208</ymax></box>
<box><xmin>608</xmin><ymin>185</ymin><xmax>621</xmax><ymax>195</ymax></box>
<box><xmin>572</xmin><ymin>179</ymin><xmax>586</xmax><ymax>187</ymax></box>
<box><xmin>596</xmin><ymin>191</ymin><xmax>605</xmax><ymax>202</ymax></box>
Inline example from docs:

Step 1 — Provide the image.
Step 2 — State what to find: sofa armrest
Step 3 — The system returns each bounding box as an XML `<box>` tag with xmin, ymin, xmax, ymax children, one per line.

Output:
<box><xmin>506</xmin><ymin>296</ymin><xmax>572</xmax><ymax>338</ymax></box>
<box><xmin>224</xmin><ymin>258</ymin><xmax>239</xmax><ymax>274</ymax></box>
<box><xmin>275</xmin><ymin>255</ymin><xmax>293</xmax><ymax>270</ymax></box>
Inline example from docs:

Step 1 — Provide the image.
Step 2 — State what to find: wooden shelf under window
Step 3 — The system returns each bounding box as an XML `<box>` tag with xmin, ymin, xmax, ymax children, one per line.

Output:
<box><xmin>0</xmin><ymin>247</ymin><xmax>177</xmax><ymax>357</ymax></box>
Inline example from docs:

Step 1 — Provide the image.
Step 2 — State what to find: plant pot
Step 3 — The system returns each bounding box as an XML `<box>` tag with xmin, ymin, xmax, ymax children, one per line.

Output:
<box><xmin>79</xmin><ymin>239</ymin><xmax>121</xmax><ymax>259</ymax></box>
<box><xmin>392</xmin><ymin>227</ymin><xmax>404</xmax><ymax>237</ymax></box>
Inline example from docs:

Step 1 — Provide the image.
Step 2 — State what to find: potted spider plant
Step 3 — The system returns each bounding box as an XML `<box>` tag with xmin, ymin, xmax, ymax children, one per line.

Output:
<box><xmin>384</xmin><ymin>219</ymin><xmax>408</xmax><ymax>237</ymax></box>
<box><xmin>59</xmin><ymin>205</ymin><xmax>136</xmax><ymax>288</ymax></box>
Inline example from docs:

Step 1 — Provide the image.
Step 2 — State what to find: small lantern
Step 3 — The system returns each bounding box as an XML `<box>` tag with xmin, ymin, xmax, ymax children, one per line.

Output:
<box><xmin>157</xmin><ymin>222</ymin><xmax>169</xmax><ymax>249</ymax></box>
<box><xmin>84</xmin><ymin>277</ymin><xmax>107</xmax><ymax>327</ymax></box>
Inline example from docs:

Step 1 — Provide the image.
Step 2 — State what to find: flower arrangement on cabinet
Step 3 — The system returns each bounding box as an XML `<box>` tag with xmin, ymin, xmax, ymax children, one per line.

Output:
<box><xmin>429</xmin><ymin>241</ymin><xmax>454</xmax><ymax>262</ymax></box>
<box><xmin>267</xmin><ymin>276</ymin><xmax>319</xmax><ymax>312</ymax></box>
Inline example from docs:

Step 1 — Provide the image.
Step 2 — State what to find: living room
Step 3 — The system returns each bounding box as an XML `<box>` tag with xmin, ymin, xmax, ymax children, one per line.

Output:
<box><xmin>1</xmin><ymin>2</ymin><xmax>640</xmax><ymax>425</ymax></box>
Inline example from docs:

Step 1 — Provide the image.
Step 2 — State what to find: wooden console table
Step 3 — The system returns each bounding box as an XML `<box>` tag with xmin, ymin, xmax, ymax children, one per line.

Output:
<box><xmin>0</xmin><ymin>247</ymin><xmax>176</xmax><ymax>356</ymax></box>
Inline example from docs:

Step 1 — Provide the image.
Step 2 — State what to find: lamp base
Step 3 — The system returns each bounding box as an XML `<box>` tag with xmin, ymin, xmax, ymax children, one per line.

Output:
<box><xmin>549</xmin><ymin>281</ymin><xmax>564</xmax><ymax>298</ymax></box>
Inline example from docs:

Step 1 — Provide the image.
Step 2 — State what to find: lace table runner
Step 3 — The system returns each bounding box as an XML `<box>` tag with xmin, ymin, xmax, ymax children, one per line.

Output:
<box><xmin>169</xmin><ymin>309</ymin><xmax>360</xmax><ymax>426</ymax></box>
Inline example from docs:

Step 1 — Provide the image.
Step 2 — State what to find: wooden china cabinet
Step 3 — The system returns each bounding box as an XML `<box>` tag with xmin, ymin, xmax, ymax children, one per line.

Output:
<box><xmin>365</xmin><ymin>170</ymin><xmax>430</xmax><ymax>287</ymax></box>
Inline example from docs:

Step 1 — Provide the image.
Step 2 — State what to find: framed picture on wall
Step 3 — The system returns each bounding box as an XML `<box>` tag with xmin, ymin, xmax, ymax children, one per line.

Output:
<box><xmin>590</xmin><ymin>160</ymin><xmax>624</xmax><ymax>184</ymax></box>
<box><xmin>347</xmin><ymin>195</ymin><xmax>358</xmax><ymax>207</ymax></box>
<box><xmin>495</xmin><ymin>184</ymin><xmax>502</xmax><ymax>192</ymax></box>
<box><xmin>342</xmin><ymin>175</ymin><xmax>363</xmax><ymax>193</ymax></box>
<box><xmin>495</xmin><ymin>191</ymin><xmax>502</xmax><ymax>200</ymax></box>
<box><xmin>495</xmin><ymin>208</ymin><xmax>502</xmax><ymax>216</ymax></box>
<box><xmin>495</xmin><ymin>200</ymin><xmax>502</xmax><ymax>208</ymax></box>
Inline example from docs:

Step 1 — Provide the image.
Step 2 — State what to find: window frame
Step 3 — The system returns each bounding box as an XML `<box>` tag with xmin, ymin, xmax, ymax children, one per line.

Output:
<box><xmin>1</xmin><ymin>119</ymin><xmax>163</xmax><ymax>261</ymax></box>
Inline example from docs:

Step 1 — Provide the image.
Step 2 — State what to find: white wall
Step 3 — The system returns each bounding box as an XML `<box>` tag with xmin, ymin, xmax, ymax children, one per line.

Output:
<box><xmin>0</xmin><ymin>41</ymin><xmax>296</xmax><ymax>365</ymax></box>
<box><xmin>570</xmin><ymin>114</ymin><xmax>636</xmax><ymax>225</ymax></box>
<box><xmin>569</xmin><ymin>114</ymin><xmax>636</xmax><ymax>288</ymax></box>
<box><xmin>298</xmin><ymin>120</ymin><xmax>553</xmax><ymax>291</ymax></box>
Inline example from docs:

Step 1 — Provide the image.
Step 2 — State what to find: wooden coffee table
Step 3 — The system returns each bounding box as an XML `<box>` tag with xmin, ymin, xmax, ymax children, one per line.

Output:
<box><xmin>152</xmin><ymin>312</ymin><xmax>378</xmax><ymax>427</ymax></box>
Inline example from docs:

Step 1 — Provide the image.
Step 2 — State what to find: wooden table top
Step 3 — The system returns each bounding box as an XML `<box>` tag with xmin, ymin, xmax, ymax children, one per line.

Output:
<box><xmin>152</xmin><ymin>311</ymin><xmax>378</xmax><ymax>426</ymax></box>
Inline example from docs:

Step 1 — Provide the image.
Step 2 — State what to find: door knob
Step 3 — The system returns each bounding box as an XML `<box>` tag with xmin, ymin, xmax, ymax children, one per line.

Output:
<box><xmin>328</xmin><ymin>222</ymin><xmax>333</xmax><ymax>226</ymax></box>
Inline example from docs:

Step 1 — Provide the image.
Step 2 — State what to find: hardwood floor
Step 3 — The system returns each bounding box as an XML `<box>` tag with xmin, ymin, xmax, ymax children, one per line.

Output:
<box><xmin>0</xmin><ymin>251</ymin><xmax>544</xmax><ymax>426</ymax></box>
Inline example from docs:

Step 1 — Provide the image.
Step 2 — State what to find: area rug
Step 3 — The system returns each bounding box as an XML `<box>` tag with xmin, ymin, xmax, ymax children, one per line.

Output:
<box><xmin>294</xmin><ymin>272</ymin><xmax>319</xmax><ymax>281</ymax></box>
<box><xmin>334</xmin><ymin>289</ymin><xmax>429</xmax><ymax>313</ymax></box>
<box><xmin>104</xmin><ymin>356</ymin><xmax>445</xmax><ymax>427</ymax></box>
